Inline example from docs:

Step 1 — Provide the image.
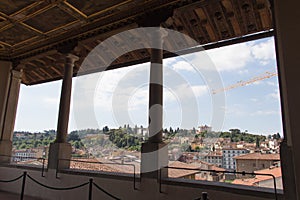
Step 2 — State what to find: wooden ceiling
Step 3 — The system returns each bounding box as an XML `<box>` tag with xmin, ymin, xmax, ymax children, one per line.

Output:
<box><xmin>0</xmin><ymin>0</ymin><xmax>273</xmax><ymax>85</ymax></box>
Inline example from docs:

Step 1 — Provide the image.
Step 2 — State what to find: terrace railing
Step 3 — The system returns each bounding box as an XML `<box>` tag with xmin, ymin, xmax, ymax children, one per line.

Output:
<box><xmin>160</xmin><ymin>166</ymin><xmax>278</xmax><ymax>200</ymax></box>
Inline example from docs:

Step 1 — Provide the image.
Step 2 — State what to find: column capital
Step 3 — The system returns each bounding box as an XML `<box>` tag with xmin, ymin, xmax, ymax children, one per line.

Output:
<box><xmin>147</xmin><ymin>27</ymin><xmax>168</xmax><ymax>49</ymax></box>
<box><xmin>11</xmin><ymin>70</ymin><xmax>23</xmax><ymax>80</ymax></box>
<box><xmin>65</xmin><ymin>53</ymin><xmax>79</xmax><ymax>65</ymax></box>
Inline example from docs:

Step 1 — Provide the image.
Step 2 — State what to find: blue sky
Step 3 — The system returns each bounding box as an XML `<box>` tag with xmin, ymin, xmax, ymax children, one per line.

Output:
<box><xmin>14</xmin><ymin>37</ymin><xmax>282</xmax><ymax>135</ymax></box>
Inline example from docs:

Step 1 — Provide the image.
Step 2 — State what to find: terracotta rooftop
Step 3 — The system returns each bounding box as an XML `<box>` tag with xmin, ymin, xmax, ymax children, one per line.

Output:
<box><xmin>210</xmin><ymin>165</ymin><xmax>226</xmax><ymax>172</ymax></box>
<box><xmin>204</xmin><ymin>151</ymin><xmax>223</xmax><ymax>157</ymax></box>
<box><xmin>232</xmin><ymin>166</ymin><xmax>282</xmax><ymax>186</ymax></box>
<box><xmin>222</xmin><ymin>147</ymin><xmax>247</xmax><ymax>150</ymax></box>
<box><xmin>255</xmin><ymin>166</ymin><xmax>282</xmax><ymax>179</ymax></box>
<box><xmin>234</xmin><ymin>153</ymin><xmax>280</xmax><ymax>160</ymax></box>
<box><xmin>168</xmin><ymin>161</ymin><xmax>199</xmax><ymax>178</ymax></box>
<box><xmin>70</xmin><ymin>158</ymin><xmax>139</xmax><ymax>174</ymax></box>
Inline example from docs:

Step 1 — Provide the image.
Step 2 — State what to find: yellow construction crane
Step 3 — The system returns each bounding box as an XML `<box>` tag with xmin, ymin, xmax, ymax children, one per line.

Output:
<box><xmin>212</xmin><ymin>71</ymin><xmax>278</xmax><ymax>94</ymax></box>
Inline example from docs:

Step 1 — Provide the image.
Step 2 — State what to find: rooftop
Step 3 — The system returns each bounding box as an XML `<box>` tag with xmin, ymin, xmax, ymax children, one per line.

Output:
<box><xmin>204</xmin><ymin>151</ymin><xmax>223</xmax><ymax>157</ymax></box>
<box><xmin>234</xmin><ymin>153</ymin><xmax>280</xmax><ymax>160</ymax></box>
<box><xmin>168</xmin><ymin>161</ymin><xmax>199</xmax><ymax>178</ymax></box>
<box><xmin>232</xmin><ymin>166</ymin><xmax>282</xmax><ymax>186</ymax></box>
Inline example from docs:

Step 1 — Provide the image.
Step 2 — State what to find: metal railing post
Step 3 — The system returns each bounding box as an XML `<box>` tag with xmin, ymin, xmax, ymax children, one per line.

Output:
<box><xmin>159</xmin><ymin>168</ymin><xmax>162</xmax><ymax>193</ymax></box>
<box><xmin>20</xmin><ymin>172</ymin><xmax>27</xmax><ymax>200</ymax></box>
<box><xmin>41</xmin><ymin>158</ymin><xmax>45</xmax><ymax>177</ymax></box>
<box><xmin>272</xmin><ymin>175</ymin><xmax>278</xmax><ymax>200</ymax></box>
<box><xmin>88</xmin><ymin>178</ymin><xmax>93</xmax><ymax>200</ymax></box>
<box><xmin>133</xmin><ymin>164</ymin><xmax>136</xmax><ymax>190</ymax></box>
<box><xmin>56</xmin><ymin>159</ymin><xmax>59</xmax><ymax>178</ymax></box>
<box><xmin>202</xmin><ymin>192</ymin><xmax>208</xmax><ymax>200</ymax></box>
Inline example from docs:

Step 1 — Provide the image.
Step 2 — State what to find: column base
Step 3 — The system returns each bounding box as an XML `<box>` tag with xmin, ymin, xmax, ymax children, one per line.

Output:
<box><xmin>141</xmin><ymin>141</ymin><xmax>168</xmax><ymax>179</ymax></box>
<box><xmin>0</xmin><ymin>140</ymin><xmax>12</xmax><ymax>163</ymax></box>
<box><xmin>280</xmin><ymin>140</ymin><xmax>297</xmax><ymax>200</ymax></box>
<box><xmin>48</xmin><ymin>142</ymin><xmax>72</xmax><ymax>169</ymax></box>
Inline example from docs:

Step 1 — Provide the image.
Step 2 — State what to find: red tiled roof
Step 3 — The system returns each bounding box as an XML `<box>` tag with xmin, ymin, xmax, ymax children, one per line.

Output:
<box><xmin>205</xmin><ymin>151</ymin><xmax>223</xmax><ymax>157</ymax></box>
<box><xmin>234</xmin><ymin>153</ymin><xmax>280</xmax><ymax>160</ymax></box>
<box><xmin>168</xmin><ymin>161</ymin><xmax>199</xmax><ymax>178</ymax></box>
<box><xmin>70</xmin><ymin>158</ymin><xmax>121</xmax><ymax>173</ymax></box>
<box><xmin>232</xmin><ymin>167</ymin><xmax>282</xmax><ymax>186</ymax></box>
<box><xmin>255</xmin><ymin>167</ymin><xmax>282</xmax><ymax>180</ymax></box>
<box><xmin>211</xmin><ymin>165</ymin><xmax>226</xmax><ymax>172</ymax></box>
<box><xmin>70</xmin><ymin>158</ymin><xmax>139</xmax><ymax>174</ymax></box>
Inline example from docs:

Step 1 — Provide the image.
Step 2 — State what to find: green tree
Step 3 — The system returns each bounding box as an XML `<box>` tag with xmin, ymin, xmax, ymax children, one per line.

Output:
<box><xmin>256</xmin><ymin>136</ymin><xmax>260</xmax><ymax>148</ymax></box>
<box><xmin>67</xmin><ymin>132</ymin><xmax>81</xmax><ymax>142</ymax></box>
<box><xmin>103</xmin><ymin>126</ymin><xmax>109</xmax><ymax>133</ymax></box>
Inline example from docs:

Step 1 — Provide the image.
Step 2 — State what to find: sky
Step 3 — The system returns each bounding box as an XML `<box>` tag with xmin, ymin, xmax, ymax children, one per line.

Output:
<box><xmin>14</xmin><ymin>37</ymin><xmax>283</xmax><ymax>135</ymax></box>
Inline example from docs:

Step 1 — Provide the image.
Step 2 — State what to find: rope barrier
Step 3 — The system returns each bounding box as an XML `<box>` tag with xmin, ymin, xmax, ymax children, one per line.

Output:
<box><xmin>0</xmin><ymin>171</ymin><xmax>122</xmax><ymax>199</ymax></box>
<box><xmin>58</xmin><ymin>158</ymin><xmax>137</xmax><ymax>190</ymax></box>
<box><xmin>27</xmin><ymin>174</ymin><xmax>89</xmax><ymax>190</ymax></box>
<box><xmin>0</xmin><ymin>174</ymin><xmax>24</xmax><ymax>183</ymax></box>
<box><xmin>93</xmin><ymin>182</ymin><xmax>121</xmax><ymax>200</ymax></box>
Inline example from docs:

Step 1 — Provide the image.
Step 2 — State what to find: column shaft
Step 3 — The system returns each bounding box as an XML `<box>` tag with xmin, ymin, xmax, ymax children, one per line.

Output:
<box><xmin>141</xmin><ymin>29</ymin><xmax>168</xmax><ymax>179</ymax></box>
<box><xmin>0</xmin><ymin>61</ymin><xmax>12</xmax><ymax>138</ymax></box>
<box><xmin>148</xmin><ymin>47</ymin><xmax>163</xmax><ymax>143</ymax></box>
<box><xmin>56</xmin><ymin>55</ymin><xmax>77</xmax><ymax>143</ymax></box>
<box><xmin>274</xmin><ymin>1</ymin><xmax>300</xmax><ymax>199</ymax></box>
<box><xmin>48</xmin><ymin>54</ymin><xmax>78</xmax><ymax>169</ymax></box>
<box><xmin>2</xmin><ymin>70</ymin><xmax>23</xmax><ymax>141</ymax></box>
<box><xmin>0</xmin><ymin>66</ymin><xmax>22</xmax><ymax>162</ymax></box>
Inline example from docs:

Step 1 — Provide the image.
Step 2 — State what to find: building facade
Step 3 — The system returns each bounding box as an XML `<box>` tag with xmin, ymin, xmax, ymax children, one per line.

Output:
<box><xmin>222</xmin><ymin>148</ymin><xmax>249</xmax><ymax>170</ymax></box>
<box><xmin>203</xmin><ymin>151</ymin><xmax>223</xmax><ymax>167</ymax></box>
<box><xmin>234</xmin><ymin>153</ymin><xmax>280</xmax><ymax>177</ymax></box>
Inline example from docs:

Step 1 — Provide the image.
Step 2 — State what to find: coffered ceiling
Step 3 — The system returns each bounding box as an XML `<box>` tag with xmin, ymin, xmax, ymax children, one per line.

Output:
<box><xmin>0</xmin><ymin>0</ymin><xmax>273</xmax><ymax>85</ymax></box>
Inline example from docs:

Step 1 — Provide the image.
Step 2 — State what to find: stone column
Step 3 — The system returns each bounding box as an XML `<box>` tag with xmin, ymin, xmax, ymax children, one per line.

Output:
<box><xmin>0</xmin><ymin>64</ymin><xmax>22</xmax><ymax>162</ymax></box>
<box><xmin>0</xmin><ymin>61</ymin><xmax>12</xmax><ymax>139</ymax></box>
<box><xmin>273</xmin><ymin>1</ymin><xmax>300</xmax><ymax>199</ymax></box>
<box><xmin>48</xmin><ymin>54</ymin><xmax>78</xmax><ymax>169</ymax></box>
<box><xmin>148</xmin><ymin>40</ymin><xmax>163</xmax><ymax>143</ymax></box>
<box><xmin>141</xmin><ymin>29</ymin><xmax>168</xmax><ymax>179</ymax></box>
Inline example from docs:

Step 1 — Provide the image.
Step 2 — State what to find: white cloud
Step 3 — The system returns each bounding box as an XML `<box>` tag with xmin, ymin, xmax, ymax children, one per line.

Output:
<box><xmin>250</xmin><ymin>110</ymin><xmax>278</xmax><ymax>116</ymax></box>
<box><xmin>251</xmin><ymin>39</ymin><xmax>276</xmax><ymax>65</ymax></box>
<box><xmin>182</xmin><ymin>42</ymin><xmax>252</xmax><ymax>72</ymax></box>
<box><xmin>180</xmin><ymin>38</ymin><xmax>276</xmax><ymax>73</ymax></box>
<box><xmin>207</xmin><ymin>43</ymin><xmax>252</xmax><ymax>71</ymax></box>
<box><xmin>165</xmin><ymin>83</ymin><xmax>208</xmax><ymax>101</ymax></box>
<box><xmin>172</xmin><ymin>60</ymin><xmax>195</xmax><ymax>72</ymax></box>
<box><xmin>191</xmin><ymin>85</ymin><xmax>208</xmax><ymax>97</ymax></box>
<box><xmin>164</xmin><ymin>57</ymin><xmax>177</xmax><ymax>66</ymax></box>
<box><xmin>86</xmin><ymin>63</ymin><xmax>149</xmax><ymax>110</ymax></box>
<box><xmin>268</xmin><ymin>89</ymin><xmax>280</xmax><ymax>100</ymax></box>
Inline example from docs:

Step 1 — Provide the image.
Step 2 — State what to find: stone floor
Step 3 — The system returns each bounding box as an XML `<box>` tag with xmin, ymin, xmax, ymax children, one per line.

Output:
<box><xmin>0</xmin><ymin>191</ymin><xmax>42</xmax><ymax>200</ymax></box>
